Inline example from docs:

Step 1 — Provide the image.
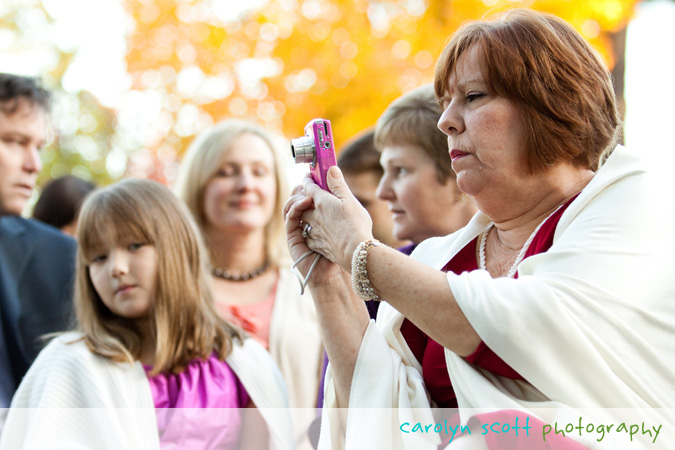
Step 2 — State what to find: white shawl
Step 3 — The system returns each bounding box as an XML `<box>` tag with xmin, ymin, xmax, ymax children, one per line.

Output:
<box><xmin>270</xmin><ymin>268</ymin><xmax>323</xmax><ymax>450</ymax></box>
<box><xmin>270</xmin><ymin>268</ymin><xmax>323</xmax><ymax>409</ymax></box>
<box><xmin>320</xmin><ymin>146</ymin><xmax>675</xmax><ymax>449</ymax></box>
<box><xmin>0</xmin><ymin>332</ymin><xmax>295</xmax><ymax>450</ymax></box>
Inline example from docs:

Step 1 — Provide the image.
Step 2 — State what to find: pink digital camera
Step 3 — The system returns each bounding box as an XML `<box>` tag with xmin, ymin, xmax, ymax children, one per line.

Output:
<box><xmin>290</xmin><ymin>118</ymin><xmax>337</xmax><ymax>191</ymax></box>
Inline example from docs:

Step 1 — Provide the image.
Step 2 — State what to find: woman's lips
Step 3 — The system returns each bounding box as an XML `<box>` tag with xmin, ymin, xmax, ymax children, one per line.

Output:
<box><xmin>115</xmin><ymin>285</ymin><xmax>135</xmax><ymax>295</ymax></box>
<box><xmin>450</xmin><ymin>149</ymin><xmax>469</xmax><ymax>161</ymax></box>
<box><xmin>230</xmin><ymin>200</ymin><xmax>257</xmax><ymax>208</ymax></box>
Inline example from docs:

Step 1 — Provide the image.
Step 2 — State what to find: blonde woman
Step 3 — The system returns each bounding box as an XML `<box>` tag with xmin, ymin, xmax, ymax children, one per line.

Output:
<box><xmin>0</xmin><ymin>179</ymin><xmax>293</xmax><ymax>450</ymax></box>
<box><xmin>176</xmin><ymin>119</ymin><xmax>322</xmax><ymax>449</ymax></box>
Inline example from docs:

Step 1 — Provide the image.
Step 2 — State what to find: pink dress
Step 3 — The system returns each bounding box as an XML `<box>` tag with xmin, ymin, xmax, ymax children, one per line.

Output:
<box><xmin>144</xmin><ymin>353</ymin><xmax>250</xmax><ymax>449</ymax></box>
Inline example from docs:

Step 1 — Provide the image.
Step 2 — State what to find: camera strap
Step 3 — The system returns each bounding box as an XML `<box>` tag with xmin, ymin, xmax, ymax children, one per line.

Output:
<box><xmin>290</xmin><ymin>250</ymin><xmax>323</xmax><ymax>295</ymax></box>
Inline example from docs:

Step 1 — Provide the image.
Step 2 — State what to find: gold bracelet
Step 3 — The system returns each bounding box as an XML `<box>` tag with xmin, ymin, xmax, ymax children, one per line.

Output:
<box><xmin>351</xmin><ymin>239</ymin><xmax>383</xmax><ymax>301</ymax></box>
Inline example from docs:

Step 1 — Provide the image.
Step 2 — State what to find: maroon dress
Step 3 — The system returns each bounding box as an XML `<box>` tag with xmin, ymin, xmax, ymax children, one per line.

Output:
<box><xmin>401</xmin><ymin>196</ymin><xmax>587</xmax><ymax>449</ymax></box>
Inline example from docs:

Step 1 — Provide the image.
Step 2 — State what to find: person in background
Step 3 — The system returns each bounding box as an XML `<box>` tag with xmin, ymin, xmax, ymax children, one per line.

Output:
<box><xmin>374</xmin><ymin>83</ymin><xmax>476</xmax><ymax>257</ymax></box>
<box><xmin>0</xmin><ymin>74</ymin><xmax>75</xmax><ymax>418</ymax></box>
<box><xmin>337</xmin><ymin>129</ymin><xmax>407</xmax><ymax>249</ymax></box>
<box><xmin>366</xmin><ymin>84</ymin><xmax>476</xmax><ymax>321</ymax></box>
<box><xmin>175</xmin><ymin>118</ymin><xmax>322</xmax><ymax>450</ymax></box>
<box><xmin>0</xmin><ymin>179</ymin><xmax>293</xmax><ymax>450</ymax></box>
<box><xmin>285</xmin><ymin>8</ymin><xmax>674</xmax><ymax>449</ymax></box>
<box><xmin>32</xmin><ymin>174</ymin><xmax>96</xmax><ymax>236</ymax></box>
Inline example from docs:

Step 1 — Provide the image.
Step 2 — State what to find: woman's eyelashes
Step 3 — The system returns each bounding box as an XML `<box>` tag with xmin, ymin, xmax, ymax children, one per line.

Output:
<box><xmin>215</xmin><ymin>164</ymin><xmax>270</xmax><ymax>178</ymax></box>
<box><xmin>252</xmin><ymin>165</ymin><xmax>269</xmax><ymax>176</ymax></box>
<box><xmin>438</xmin><ymin>90</ymin><xmax>485</xmax><ymax>110</ymax></box>
<box><xmin>466</xmin><ymin>92</ymin><xmax>485</xmax><ymax>103</ymax></box>
<box><xmin>216</xmin><ymin>166</ymin><xmax>236</xmax><ymax>177</ymax></box>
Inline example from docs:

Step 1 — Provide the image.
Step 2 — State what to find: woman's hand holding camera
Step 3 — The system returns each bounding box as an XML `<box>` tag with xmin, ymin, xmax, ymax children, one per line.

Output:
<box><xmin>284</xmin><ymin>166</ymin><xmax>373</xmax><ymax>274</ymax></box>
<box><xmin>302</xmin><ymin>166</ymin><xmax>373</xmax><ymax>270</ymax></box>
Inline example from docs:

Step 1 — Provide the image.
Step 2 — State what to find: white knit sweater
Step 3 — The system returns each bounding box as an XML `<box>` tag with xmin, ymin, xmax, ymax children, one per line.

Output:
<box><xmin>0</xmin><ymin>332</ymin><xmax>295</xmax><ymax>450</ymax></box>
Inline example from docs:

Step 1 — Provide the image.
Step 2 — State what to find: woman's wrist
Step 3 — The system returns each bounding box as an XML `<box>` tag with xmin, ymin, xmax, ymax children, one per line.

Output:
<box><xmin>306</xmin><ymin>264</ymin><xmax>352</xmax><ymax>296</ymax></box>
<box><xmin>341</xmin><ymin>233</ymin><xmax>374</xmax><ymax>270</ymax></box>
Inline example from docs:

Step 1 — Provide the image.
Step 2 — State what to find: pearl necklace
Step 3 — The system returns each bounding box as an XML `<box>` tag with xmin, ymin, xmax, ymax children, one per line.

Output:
<box><xmin>479</xmin><ymin>205</ymin><xmax>564</xmax><ymax>278</ymax></box>
<box><xmin>212</xmin><ymin>260</ymin><xmax>270</xmax><ymax>281</ymax></box>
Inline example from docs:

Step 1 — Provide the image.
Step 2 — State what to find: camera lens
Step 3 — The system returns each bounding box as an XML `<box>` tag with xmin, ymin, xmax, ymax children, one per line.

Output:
<box><xmin>290</xmin><ymin>136</ymin><xmax>315</xmax><ymax>164</ymax></box>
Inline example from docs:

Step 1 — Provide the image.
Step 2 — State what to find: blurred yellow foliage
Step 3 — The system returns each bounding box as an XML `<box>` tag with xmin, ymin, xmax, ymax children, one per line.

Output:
<box><xmin>123</xmin><ymin>0</ymin><xmax>638</xmax><ymax>181</ymax></box>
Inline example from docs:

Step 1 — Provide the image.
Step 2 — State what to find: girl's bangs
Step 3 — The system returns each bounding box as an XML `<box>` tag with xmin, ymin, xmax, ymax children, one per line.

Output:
<box><xmin>78</xmin><ymin>193</ymin><xmax>156</xmax><ymax>262</ymax></box>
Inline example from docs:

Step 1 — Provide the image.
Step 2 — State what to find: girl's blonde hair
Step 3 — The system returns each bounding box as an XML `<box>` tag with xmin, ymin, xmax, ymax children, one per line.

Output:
<box><xmin>76</xmin><ymin>179</ymin><xmax>244</xmax><ymax>375</ymax></box>
<box><xmin>174</xmin><ymin>119</ymin><xmax>290</xmax><ymax>268</ymax></box>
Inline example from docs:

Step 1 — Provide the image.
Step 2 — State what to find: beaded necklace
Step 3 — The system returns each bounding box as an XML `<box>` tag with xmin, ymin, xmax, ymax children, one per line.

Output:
<box><xmin>479</xmin><ymin>205</ymin><xmax>564</xmax><ymax>278</ymax></box>
<box><xmin>212</xmin><ymin>260</ymin><xmax>270</xmax><ymax>281</ymax></box>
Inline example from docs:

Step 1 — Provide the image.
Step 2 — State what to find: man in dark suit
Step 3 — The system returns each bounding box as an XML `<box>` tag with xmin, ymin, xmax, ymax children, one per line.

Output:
<box><xmin>0</xmin><ymin>73</ymin><xmax>76</xmax><ymax>409</ymax></box>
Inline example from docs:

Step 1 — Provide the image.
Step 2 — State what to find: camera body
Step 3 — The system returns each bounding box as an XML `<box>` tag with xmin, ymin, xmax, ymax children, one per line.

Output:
<box><xmin>290</xmin><ymin>118</ymin><xmax>337</xmax><ymax>191</ymax></box>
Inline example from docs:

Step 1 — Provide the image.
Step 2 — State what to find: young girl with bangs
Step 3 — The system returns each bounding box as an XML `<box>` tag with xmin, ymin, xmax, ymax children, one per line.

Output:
<box><xmin>0</xmin><ymin>179</ymin><xmax>294</xmax><ymax>450</ymax></box>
